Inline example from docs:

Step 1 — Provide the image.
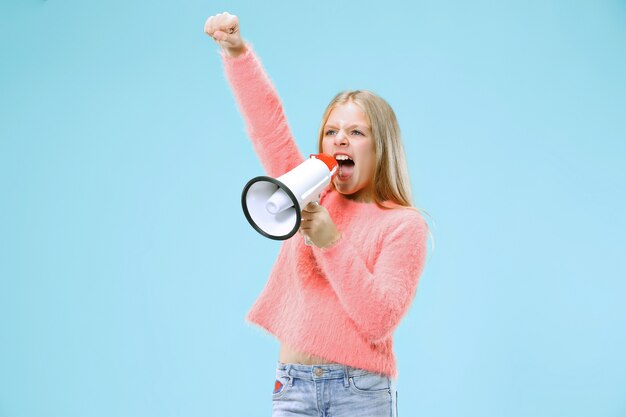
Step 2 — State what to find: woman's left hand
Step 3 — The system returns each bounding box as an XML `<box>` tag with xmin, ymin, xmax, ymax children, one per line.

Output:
<box><xmin>299</xmin><ymin>202</ymin><xmax>341</xmax><ymax>249</ymax></box>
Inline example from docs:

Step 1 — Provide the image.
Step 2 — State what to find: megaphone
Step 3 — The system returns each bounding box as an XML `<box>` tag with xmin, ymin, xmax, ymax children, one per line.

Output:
<box><xmin>241</xmin><ymin>154</ymin><xmax>338</xmax><ymax>240</ymax></box>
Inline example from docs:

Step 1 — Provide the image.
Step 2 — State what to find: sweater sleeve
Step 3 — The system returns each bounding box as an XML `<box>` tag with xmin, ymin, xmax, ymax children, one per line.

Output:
<box><xmin>312</xmin><ymin>212</ymin><xmax>428</xmax><ymax>343</ymax></box>
<box><xmin>221</xmin><ymin>45</ymin><xmax>305</xmax><ymax>178</ymax></box>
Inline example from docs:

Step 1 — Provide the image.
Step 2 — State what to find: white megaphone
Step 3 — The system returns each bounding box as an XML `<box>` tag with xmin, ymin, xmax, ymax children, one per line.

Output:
<box><xmin>241</xmin><ymin>154</ymin><xmax>338</xmax><ymax>240</ymax></box>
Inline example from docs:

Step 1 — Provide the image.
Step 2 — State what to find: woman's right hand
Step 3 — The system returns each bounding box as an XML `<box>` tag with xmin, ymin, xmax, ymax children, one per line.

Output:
<box><xmin>204</xmin><ymin>12</ymin><xmax>247</xmax><ymax>58</ymax></box>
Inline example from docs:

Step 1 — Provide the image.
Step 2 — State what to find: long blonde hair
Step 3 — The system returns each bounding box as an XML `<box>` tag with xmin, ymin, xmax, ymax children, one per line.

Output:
<box><xmin>317</xmin><ymin>90</ymin><xmax>413</xmax><ymax>208</ymax></box>
<box><xmin>317</xmin><ymin>90</ymin><xmax>436</xmax><ymax>257</ymax></box>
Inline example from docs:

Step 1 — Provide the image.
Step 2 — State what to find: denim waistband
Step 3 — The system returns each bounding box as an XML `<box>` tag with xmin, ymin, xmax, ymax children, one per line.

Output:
<box><xmin>277</xmin><ymin>361</ymin><xmax>375</xmax><ymax>380</ymax></box>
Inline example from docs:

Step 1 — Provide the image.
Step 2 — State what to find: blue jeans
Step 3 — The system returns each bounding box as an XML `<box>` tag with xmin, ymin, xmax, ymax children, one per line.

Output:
<box><xmin>272</xmin><ymin>362</ymin><xmax>398</xmax><ymax>417</ymax></box>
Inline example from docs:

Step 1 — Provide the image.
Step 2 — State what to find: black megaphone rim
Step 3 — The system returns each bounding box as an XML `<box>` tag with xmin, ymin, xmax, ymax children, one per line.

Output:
<box><xmin>241</xmin><ymin>176</ymin><xmax>302</xmax><ymax>241</ymax></box>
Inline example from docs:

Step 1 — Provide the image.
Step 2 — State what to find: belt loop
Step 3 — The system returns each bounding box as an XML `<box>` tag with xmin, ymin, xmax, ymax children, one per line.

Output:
<box><xmin>343</xmin><ymin>365</ymin><xmax>349</xmax><ymax>388</ymax></box>
<box><xmin>286</xmin><ymin>364</ymin><xmax>294</xmax><ymax>386</ymax></box>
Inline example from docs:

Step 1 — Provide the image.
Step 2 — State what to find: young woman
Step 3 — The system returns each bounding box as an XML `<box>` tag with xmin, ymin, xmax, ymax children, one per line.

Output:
<box><xmin>205</xmin><ymin>12</ymin><xmax>429</xmax><ymax>417</ymax></box>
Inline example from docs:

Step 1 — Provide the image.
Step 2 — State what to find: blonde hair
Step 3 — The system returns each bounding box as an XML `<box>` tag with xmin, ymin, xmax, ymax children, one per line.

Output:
<box><xmin>317</xmin><ymin>90</ymin><xmax>437</xmax><ymax>257</ymax></box>
<box><xmin>317</xmin><ymin>90</ymin><xmax>413</xmax><ymax>208</ymax></box>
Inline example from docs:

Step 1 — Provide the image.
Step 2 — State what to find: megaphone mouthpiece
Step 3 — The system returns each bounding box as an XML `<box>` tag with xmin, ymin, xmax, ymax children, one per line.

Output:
<box><xmin>310</xmin><ymin>153</ymin><xmax>338</xmax><ymax>176</ymax></box>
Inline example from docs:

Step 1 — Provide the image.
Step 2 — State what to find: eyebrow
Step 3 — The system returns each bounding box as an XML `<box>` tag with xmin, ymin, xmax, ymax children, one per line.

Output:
<box><xmin>323</xmin><ymin>123</ymin><xmax>370</xmax><ymax>131</ymax></box>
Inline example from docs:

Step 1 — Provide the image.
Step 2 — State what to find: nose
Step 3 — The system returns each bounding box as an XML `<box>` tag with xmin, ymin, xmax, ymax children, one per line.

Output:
<box><xmin>334</xmin><ymin>129</ymin><xmax>348</xmax><ymax>146</ymax></box>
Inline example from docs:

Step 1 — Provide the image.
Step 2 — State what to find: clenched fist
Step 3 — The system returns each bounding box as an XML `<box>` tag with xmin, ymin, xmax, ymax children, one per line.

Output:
<box><xmin>204</xmin><ymin>12</ymin><xmax>247</xmax><ymax>58</ymax></box>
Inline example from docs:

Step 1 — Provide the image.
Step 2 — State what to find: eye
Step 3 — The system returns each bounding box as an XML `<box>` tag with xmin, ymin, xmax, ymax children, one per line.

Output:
<box><xmin>324</xmin><ymin>129</ymin><xmax>337</xmax><ymax>136</ymax></box>
<box><xmin>351</xmin><ymin>130</ymin><xmax>364</xmax><ymax>136</ymax></box>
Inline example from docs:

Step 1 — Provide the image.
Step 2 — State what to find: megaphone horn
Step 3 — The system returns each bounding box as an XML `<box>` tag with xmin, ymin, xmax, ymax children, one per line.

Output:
<box><xmin>241</xmin><ymin>154</ymin><xmax>338</xmax><ymax>240</ymax></box>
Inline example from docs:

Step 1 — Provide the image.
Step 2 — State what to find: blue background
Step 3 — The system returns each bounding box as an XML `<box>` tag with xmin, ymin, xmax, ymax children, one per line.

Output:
<box><xmin>1</xmin><ymin>1</ymin><xmax>625</xmax><ymax>416</ymax></box>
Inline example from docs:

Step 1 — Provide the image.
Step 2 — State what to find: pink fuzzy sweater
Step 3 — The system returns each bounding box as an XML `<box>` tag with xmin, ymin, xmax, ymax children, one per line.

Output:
<box><xmin>222</xmin><ymin>46</ymin><xmax>428</xmax><ymax>378</ymax></box>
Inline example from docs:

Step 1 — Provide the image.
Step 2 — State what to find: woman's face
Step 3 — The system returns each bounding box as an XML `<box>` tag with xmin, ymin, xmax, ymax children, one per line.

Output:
<box><xmin>321</xmin><ymin>101</ymin><xmax>376</xmax><ymax>202</ymax></box>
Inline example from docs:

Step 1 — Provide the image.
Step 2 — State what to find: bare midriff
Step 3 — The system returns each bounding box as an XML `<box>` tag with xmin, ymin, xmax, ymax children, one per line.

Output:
<box><xmin>279</xmin><ymin>342</ymin><xmax>340</xmax><ymax>365</ymax></box>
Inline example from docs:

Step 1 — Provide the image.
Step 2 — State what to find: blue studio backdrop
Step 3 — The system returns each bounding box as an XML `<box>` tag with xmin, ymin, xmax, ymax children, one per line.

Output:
<box><xmin>1</xmin><ymin>1</ymin><xmax>625</xmax><ymax>416</ymax></box>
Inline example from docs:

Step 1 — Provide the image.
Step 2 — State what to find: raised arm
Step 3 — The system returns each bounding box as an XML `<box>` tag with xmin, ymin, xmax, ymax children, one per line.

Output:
<box><xmin>205</xmin><ymin>12</ymin><xmax>304</xmax><ymax>178</ymax></box>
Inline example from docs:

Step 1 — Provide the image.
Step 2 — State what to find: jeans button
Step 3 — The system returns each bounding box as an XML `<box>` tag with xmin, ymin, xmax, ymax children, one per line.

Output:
<box><xmin>314</xmin><ymin>368</ymin><xmax>323</xmax><ymax>377</ymax></box>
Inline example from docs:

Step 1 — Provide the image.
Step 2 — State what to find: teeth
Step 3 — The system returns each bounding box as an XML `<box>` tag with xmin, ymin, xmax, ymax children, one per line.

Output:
<box><xmin>335</xmin><ymin>155</ymin><xmax>352</xmax><ymax>161</ymax></box>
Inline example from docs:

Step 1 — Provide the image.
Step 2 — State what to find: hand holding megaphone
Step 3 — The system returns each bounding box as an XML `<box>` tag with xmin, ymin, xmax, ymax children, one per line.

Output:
<box><xmin>300</xmin><ymin>201</ymin><xmax>341</xmax><ymax>249</ymax></box>
<box><xmin>241</xmin><ymin>154</ymin><xmax>338</xmax><ymax>241</ymax></box>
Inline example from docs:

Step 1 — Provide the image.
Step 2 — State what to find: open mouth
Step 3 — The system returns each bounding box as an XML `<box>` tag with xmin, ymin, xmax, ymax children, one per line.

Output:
<box><xmin>335</xmin><ymin>154</ymin><xmax>355</xmax><ymax>180</ymax></box>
